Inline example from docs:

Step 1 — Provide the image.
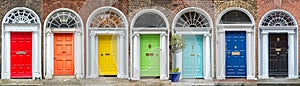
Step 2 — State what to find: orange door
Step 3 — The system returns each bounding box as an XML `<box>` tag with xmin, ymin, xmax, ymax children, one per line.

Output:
<box><xmin>54</xmin><ymin>33</ymin><xmax>74</xmax><ymax>75</ymax></box>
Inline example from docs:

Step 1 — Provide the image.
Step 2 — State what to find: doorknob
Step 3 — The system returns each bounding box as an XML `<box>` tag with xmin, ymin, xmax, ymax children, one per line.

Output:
<box><xmin>62</xmin><ymin>50</ymin><xmax>66</xmax><ymax>53</ymax></box>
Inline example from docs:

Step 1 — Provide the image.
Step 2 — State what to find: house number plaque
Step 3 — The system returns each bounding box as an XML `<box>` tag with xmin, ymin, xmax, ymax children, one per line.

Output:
<box><xmin>231</xmin><ymin>52</ymin><xmax>240</xmax><ymax>55</ymax></box>
<box><xmin>16</xmin><ymin>51</ymin><xmax>26</xmax><ymax>55</ymax></box>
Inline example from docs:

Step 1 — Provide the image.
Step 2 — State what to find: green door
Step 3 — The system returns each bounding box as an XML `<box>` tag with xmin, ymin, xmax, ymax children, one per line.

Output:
<box><xmin>140</xmin><ymin>34</ymin><xmax>160</xmax><ymax>76</ymax></box>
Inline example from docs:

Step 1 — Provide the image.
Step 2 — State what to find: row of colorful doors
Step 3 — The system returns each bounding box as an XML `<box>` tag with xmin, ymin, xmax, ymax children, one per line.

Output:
<box><xmin>9</xmin><ymin>32</ymin><xmax>288</xmax><ymax>78</ymax></box>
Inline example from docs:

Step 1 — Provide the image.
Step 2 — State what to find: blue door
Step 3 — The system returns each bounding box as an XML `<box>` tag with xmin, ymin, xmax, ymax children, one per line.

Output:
<box><xmin>225</xmin><ymin>31</ymin><xmax>246</xmax><ymax>77</ymax></box>
<box><xmin>182</xmin><ymin>35</ymin><xmax>203</xmax><ymax>78</ymax></box>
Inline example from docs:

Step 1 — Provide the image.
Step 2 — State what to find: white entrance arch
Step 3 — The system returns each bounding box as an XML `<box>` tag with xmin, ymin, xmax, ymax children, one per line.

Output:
<box><xmin>258</xmin><ymin>10</ymin><xmax>298</xmax><ymax>79</ymax></box>
<box><xmin>216</xmin><ymin>7</ymin><xmax>256</xmax><ymax>80</ymax></box>
<box><xmin>1</xmin><ymin>7</ymin><xmax>42</xmax><ymax>79</ymax></box>
<box><xmin>172</xmin><ymin>7</ymin><xmax>213</xmax><ymax>80</ymax></box>
<box><xmin>43</xmin><ymin>8</ymin><xmax>84</xmax><ymax>79</ymax></box>
<box><xmin>130</xmin><ymin>9</ymin><xmax>169</xmax><ymax>80</ymax></box>
<box><xmin>86</xmin><ymin>6</ymin><xmax>129</xmax><ymax>78</ymax></box>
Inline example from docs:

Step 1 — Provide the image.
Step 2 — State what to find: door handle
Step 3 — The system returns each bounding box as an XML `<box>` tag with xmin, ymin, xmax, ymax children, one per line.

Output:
<box><xmin>62</xmin><ymin>50</ymin><xmax>66</xmax><ymax>53</ymax></box>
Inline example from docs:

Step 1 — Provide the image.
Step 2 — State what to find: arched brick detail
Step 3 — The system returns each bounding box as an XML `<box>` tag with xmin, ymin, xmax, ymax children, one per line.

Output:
<box><xmin>43</xmin><ymin>0</ymin><xmax>85</xmax><ymax>23</ymax></box>
<box><xmin>215</xmin><ymin>0</ymin><xmax>257</xmax><ymax>20</ymax></box>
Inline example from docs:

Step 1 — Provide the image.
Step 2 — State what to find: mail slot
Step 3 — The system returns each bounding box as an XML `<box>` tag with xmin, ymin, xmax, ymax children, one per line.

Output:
<box><xmin>16</xmin><ymin>51</ymin><xmax>26</xmax><ymax>55</ymax></box>
<box><xmin>231</xmin><ymin>52</ymin><xmax>240</xmax><ymax>55</ymax></box>
<box><xmin>146</xmin><ymin>53</ymin><xmax>154</xmax><ymax>56</ymax></box>
<box><xmin>275</xmin><ymin>48</ymin><xmax>281</xmax><ymax>51</ymax></box>
<box><xmin>191</xmin><ymin>54</ymin><xmax>195</xmax><ymax>56</ymax></box>
<box><xmin>105</xmin><ymin>53</ymin><xmax>110</xmax><ymax>55</ymax></box>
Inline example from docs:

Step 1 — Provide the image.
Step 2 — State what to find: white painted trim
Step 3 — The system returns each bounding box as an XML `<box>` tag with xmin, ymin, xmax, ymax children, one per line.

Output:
<box><xmin>172</xmin><ymin>7</ymin><xmax>214</xmax><ymax>80</ymax></box>
<box><xmin>130</xmin><ymin>9</ymin><xmax>169</xmax><ymax>80</ymax></box>
<box><xmin>43</xmin><ymin>8</ymin><xmax>84</xmax><ymax>79</ymax></box>
<box><xmin>1</xmin><ymin>7</ymin><xmax>42</xmax><ymax>79</ymax></box>
<box><xmin>86</xmin><ymin>6</ymin><xmax>129</xmax><ymax>79</ymax></box>
<box><xmin>258</xmin><ymin>10</ymin><xmax>298</xmax><ymax>79</ymax></box>
<box><xmin>216</xmin><ymin>7</ymin><xmax>256</xmax><ymax>80</ymax></box>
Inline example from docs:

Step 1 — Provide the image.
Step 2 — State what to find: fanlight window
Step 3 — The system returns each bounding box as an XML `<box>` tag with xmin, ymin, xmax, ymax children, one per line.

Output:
<box><xmin>90</xmin><ymin>11</ymin><xmax>125</xmax><ymax>28</ymax></box>
<box><xmin>4</xmin><ymin>9</ymin><xmax>38</xmax><ymax>24</ymax></box>
<box><xmin>220</xmin><ymin>10</ymin><xmax>251</xmax><ymax>24</ymax></box>
<box><xmin>176</xmin><ymin>12</ymin><xmax>209</xmax><ymax>27</ymax></box>
<box><xmin>134</xmin><ymin>12</ymin><xmax>166</xmax><ymax>27</ymax></box>
<box><xmin>261</xmin><ymin>11</ymin><xmax>295</xmax><ymax>26</ymax></box>
<box><xmin>46</xmin><ymin>11</ymin><xmax>81</xmax><ymax>28</ymax></box>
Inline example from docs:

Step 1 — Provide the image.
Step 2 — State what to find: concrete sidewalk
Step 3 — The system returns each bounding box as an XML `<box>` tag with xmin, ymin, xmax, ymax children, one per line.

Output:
<box><xmin>0</xmin><ymin>78</ymin><xmax>299</xmax><ymax>86</ymax></box>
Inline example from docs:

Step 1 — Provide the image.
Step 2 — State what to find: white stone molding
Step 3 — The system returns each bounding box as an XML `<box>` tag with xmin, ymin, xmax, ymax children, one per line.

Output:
<box><xmin>258</xmin><ymin>10</ymin><xmax>298</xmax><ymax>79</ymax></box>
<box><xmin>1</xmin><ymin>7</ymin><xmax>42</xmax><ymax>79</ymax></box>
<box><xmin>43</xmin><ymin>8</ymin><xmax>84</xmax><ymax>79</ymax></box>
<box><xmin>172</xmin><ymin>7</ymin><xmax>214</xmax><ymax>80</ymax></box>
<box><xmin>216</xmin><ymin>7</ymin><xmax>256</xmax><ymax>80</ymax></box>
<box><xmin>130</xmin><ymin>9</ymin><xmax>169</xmax><ymax>80</ymax></box>
<box><xmin>86</xmin><ymin>6</ymin><xmax>129</xmax><ymax>79</ymax></box>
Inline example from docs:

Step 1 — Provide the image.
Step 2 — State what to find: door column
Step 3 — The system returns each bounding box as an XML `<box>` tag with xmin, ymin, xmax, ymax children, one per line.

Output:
<box><xmin>160</xmin><ymin>33</ymin><xmax>168</xmax><ymax>80</ymax></box>
<box><xmin>118</xmin><ymin>32</ymin><xmax>127</xmax><ymax>78</ymax></box>
<box><xmin>132</xmin><ymin>33</ymin><xmax>140</xmax><ymax>80</ymax></box>
<box><xmin>45</xmin><ymin>31</ymin><xmax>53</xmax><ymax>79</ymax></box>
<box><xmin>90</xmin><ymin>32</ymin><xmax>97</xmax><ymax>77</ymax></box>
<box><xmin>288</xmin><ymin>32</ymin><xmax>296</xmax><ymax>79</ymax></box>
<box><xmin>246</xmin><ymin>30</ymin><xmax>255</xmax><ymax>79</ymax></box>
<box><xmin>261</xmin><ymin>32</ymin><xmax>269</xmax><ymax>79</ymax></box>
<box><xmin>216</xmin><ymin>30</ymin><xmax>225</xmax><ymax>80</ymax></box>
<box><xmin>204</xmin><ymin>34</ymin><xmax>212</xmax><ymax>79</ymax></box>
<box><xmin>74</xmin><ymin>30</ymin><xmax>83</xmax><ymax>78</ymax></box>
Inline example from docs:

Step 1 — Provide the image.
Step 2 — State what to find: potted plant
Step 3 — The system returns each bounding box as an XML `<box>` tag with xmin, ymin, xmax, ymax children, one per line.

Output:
<box><xmin>170</xmin><ymin>34</ymin><xmax>185</xmax><ymax>82</ymax></box>
<box><xmin>170</xmin><ymin>67</ymin><xmax>181</xmax><ymax>82</ymax></box>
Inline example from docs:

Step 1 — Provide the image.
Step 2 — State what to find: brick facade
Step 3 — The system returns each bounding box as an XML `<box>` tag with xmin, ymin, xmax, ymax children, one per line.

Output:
<box><xmin>257</xmin><ymin>0</ymin><xmax>300</xmax><ymax>75</ymax></box>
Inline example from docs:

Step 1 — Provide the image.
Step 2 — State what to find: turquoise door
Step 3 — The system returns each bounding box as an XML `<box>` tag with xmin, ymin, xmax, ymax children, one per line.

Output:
<box><xmin>182</xmin><ymin>35</ymin><xmax>203</xmax><ymax>78</ymax></box>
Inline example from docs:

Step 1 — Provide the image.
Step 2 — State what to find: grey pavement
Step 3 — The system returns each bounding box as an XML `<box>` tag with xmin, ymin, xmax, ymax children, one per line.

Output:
<box><xmin>0</xmin><ymin>78</ymin><xmax>299</xmax><ymax>86</ymax></box>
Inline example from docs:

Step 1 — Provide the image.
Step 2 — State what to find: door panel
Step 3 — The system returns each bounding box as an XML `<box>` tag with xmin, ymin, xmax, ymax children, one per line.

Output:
<box><xmin>10</xmin><ymin>32</ymin><xmax>32</xmax><ymax>78</ymax></box>
<box><xmin>182</xmin><ymin>35</ymin><xmax>203</xmax><ymax>78</ymax></box>
<box><xmin>225</xmin><ymin>31</ymin><xmax>246</xmax><ymax>77</ymax></box>
<box><xmin>140</xmin><ymin>34</ymin><xmax>160</xmax><ymax>76</ymax></box>
<box><xmin>269</xmin><ymin>33</ymin><xmax>288</xmax><ymax>77</ymax></box>
<box><xmin>54</xmin><ymin>33</ymin><xmax>74</xmax><ymax>75</ymax></box>
<box><xmin>98</xmin><ymin>35</ymin><xmax>117</xmax><ymax>75</ymax></box>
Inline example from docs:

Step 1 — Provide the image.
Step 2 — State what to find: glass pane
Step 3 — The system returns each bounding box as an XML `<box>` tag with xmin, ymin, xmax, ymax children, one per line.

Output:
<box><xmin>220</xmin><ymin>10</ymin><xmax>251</xmax><ymax>24</ymax></box>
<box><xmin>133</xmin><ymin>12</ymin><xmax>166</xmax><ymax>27</ymax></box>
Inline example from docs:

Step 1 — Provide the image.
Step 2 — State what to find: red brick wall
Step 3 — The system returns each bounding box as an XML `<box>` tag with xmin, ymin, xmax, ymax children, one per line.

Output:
<box><xmin>257</xmin><ymin>0</ymin><xmax>300</xmax><ymax>75</ymax></box>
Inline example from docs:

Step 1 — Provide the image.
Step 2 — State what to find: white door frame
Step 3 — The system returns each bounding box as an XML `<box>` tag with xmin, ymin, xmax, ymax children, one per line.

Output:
<box><xmin>43</xmin><ymin>8</ymin><xmax>84</xmax><ymax>79</ymax></box>
<box><xmin>86</xmin><ymin>6</ymin><xmax>129</xmax><ymax>78</ymax></box>
<box><xmin>216</xmin><ymin>7</ymin><xmax>256</xmax><ymax>80</ymax></box>
<box><xmin>258</xmin><ymin>10</ymin><xmax>298</xmax><ymax>79</ymax></box>
<box><xmin>130</xmin><ymin>9</ymin><xmax>169</xmax><ymax>80</ymax></box>
<box><xmin>172</xmin><ymin>7</ymin><xmax>213</xmax><ymax>80</ymax></box>
<box><xmin>1</xmin><ymin>7</ymin><xmax>42</xmax><ymax>79</ymax></box>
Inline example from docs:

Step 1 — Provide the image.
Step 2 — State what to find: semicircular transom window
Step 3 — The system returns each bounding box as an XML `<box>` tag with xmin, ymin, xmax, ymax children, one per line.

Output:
<box><xmin>261</xmin><ymin>11</ymin><xmax>296</xmax><ymax>26</ymax></box>
<box><xmin>220</xmin><ymin>10</ymin><xmax>251</xmax><ymax>24</ymax></box>
<box><xmin>4</xmin><ymin>9</ymin><xmax>38</xmax><ymax>24</ymax></box>
<box><xmin>176</xmin><ymin>12</ymin><xmax>209</xmax><ymax>27</ymax></box>
<box><xmin>134</xmin><ymin>12</ymin><xmax>166</xmax><ymax>27</ymax></box>
<box><xmin>46</xmin><ymin>11</ymin><xmax>81</xmax><ymax>28</ymax></box>
<box><xmin>89</xmin><ymin>11</ymin><xmax>125</xmax><ymax>28</ymax></box>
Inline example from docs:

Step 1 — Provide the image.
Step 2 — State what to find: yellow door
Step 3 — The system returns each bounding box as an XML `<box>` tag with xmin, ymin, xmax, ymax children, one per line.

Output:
<box><xmin>98</xmin><ymin>35</ymin><xmax>117</xmax><ymax>75</ymax></box>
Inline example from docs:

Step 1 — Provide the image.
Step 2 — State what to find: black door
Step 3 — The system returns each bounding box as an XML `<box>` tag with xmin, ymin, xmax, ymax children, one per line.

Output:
<box><xmin>269</xmin><ymin>33</ymin><xmax>288</xmax><ymax>77</ymax></box>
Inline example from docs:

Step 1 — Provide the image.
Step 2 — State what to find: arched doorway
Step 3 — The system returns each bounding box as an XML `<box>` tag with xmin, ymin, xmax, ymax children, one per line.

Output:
<box><xmin>216</xmin><ymin>7</ymin><xmax>255</xmax><ymax>80</ymax></box>
<box><xmin>130</xmin><ymin>9</ymin><xmax>169</xmax><ymax>80</ymax></box>
<box><xmin>172</xmin><ymin>7</ymin><xmax>213</xmax><ymax>80</ymax></box>
<box><xmin>1</xmin><ymin>7</ymin><xmax>42</xmax><ymax>79</ymax></box>
<box><xmin>44</xmin><ymin>8</ymin><xmax>84</xmax><ymax>79</ymax></box>
<box><xmin>258</xmin><ymin>10</ymin><xmax>298</xmax><ymax>79</ymax></box>
<box><xmin>86</xmin><ymin>6</ymin><xmax>128</xmax><ymax>78</ymax></box>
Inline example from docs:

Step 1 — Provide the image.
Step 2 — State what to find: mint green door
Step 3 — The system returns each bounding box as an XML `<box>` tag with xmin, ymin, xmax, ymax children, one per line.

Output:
<box><xmin>182</xmin><ymin>35</ymin><xmax>203</xmax><ymax>78</ymax></box>
<box><xmin>140</xmin><ymin>34</ymin><xmax>160</xmax><ymax>76</ymax></box>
